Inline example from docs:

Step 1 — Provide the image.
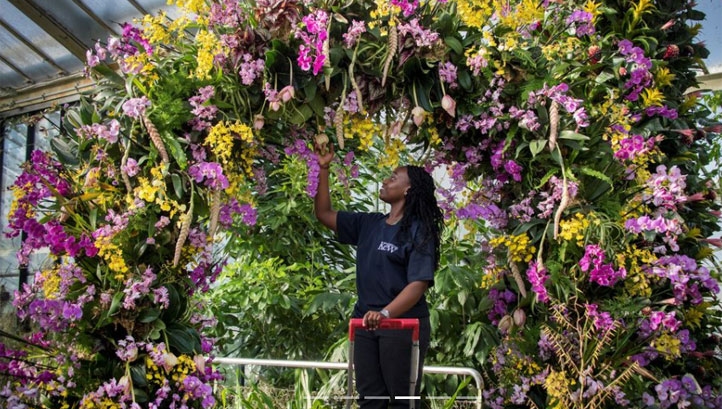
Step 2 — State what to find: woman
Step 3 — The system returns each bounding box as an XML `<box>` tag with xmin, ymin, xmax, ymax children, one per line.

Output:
<box><xmin>314</xmin><ymin>144</ymin><xmax>444</xmax><ymax>409</ymax></box>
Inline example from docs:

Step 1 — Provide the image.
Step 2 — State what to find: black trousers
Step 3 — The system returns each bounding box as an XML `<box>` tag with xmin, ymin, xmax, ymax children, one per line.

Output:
<box><xmin>353</xmin><ymin>316</ymin><xmax>431</xmax><ymax>409</ymax></box>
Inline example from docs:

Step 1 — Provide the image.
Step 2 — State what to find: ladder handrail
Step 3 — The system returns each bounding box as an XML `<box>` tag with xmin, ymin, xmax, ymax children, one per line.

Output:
<box><xmin>213</xmin><ymin>356</ymin><xmax>483</xmax><ymax>409</ymax></box>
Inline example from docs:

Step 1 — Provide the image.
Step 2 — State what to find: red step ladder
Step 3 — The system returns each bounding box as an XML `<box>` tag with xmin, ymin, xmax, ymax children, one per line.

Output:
<box><xmin>346</xmin><ymin>318</ymin><xmax>420</xmax><ymax>409</ymax></box>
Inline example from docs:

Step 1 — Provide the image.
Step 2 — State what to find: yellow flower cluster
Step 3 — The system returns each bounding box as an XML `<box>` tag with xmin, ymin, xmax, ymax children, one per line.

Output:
<box><xmin>94</xmin><ymin>237</ymin><xmax>129</xmax><ymax>280</ymax></box>
<box><xmin>136</xmin><ymin>176</ymin><xmax>159</xmax><ymax>203</ymax></box>
<box><xmin>146</xmin><ymin>355</ymin><xmax>165</xmax><ymax>386</ymax></box>
<box><xmin>684</xmin><ymin>302</ymin><xmax>709</xmax><ymax>329</ymax></box>
<box><xmin>81</xmin><ymin>398</ymin><xmax>120</xmax><ymax>409</ymax></box>
<box><xmin>652</xmin><ymin>332</ymin><xmax>682</xmax><ymax>360</ymax></box>
<box><xmin>599</xmin><ymin>100</ymin><xmax>632</xmax><ymax>138</ymax></box>
<box><xmin>171</xmin><ymin>354</ymin><xmax>197</xmax><ymax>383</ymax></box>
<box><xmin>558</xmin><ymin>212</ymin><xmax>592</xmax><ymax>245</ymax></box>
<box><xmin>497</xmin><ymin>32</ymin><xmax>520</xmax><ymax>53</ymax></box>
<box><xmin>146</xmin><ymin>350</ymin><xmax>197</xmax><ymax>387</ymax></box>
<box><xmin>489</xmin><ymin>234</ymin><xmax>536</xmax><ymax>263</ymax></box>
<box><xmin>371</xmin><ymin>0</ymin><xmax>397</xmax><ymax>21</ymax></box>
<box><xmin>512</xmin><ymin>352</ymin><xmax>542</xmax><ymax>376</ymax></box>
<box><xmin>427</xmin><ymin>124</ymin><xmax>441</xmax><ymax>147</ymax></box>
<box><xmin>455</xmin><ymin>0</ymin><xmax>493</xmax><ymax>30</ymax></box>
<box><xmin>495</xmin><ymin>0</ymin><xmax>543</xmax><ymax>29</ymax></box>
<box><xmin>541</xmin><ymin>37</ymin><xmax>582</xmax><ymax>62</ymax></box>
<box><xmin>238</xmin><ymin>146</ymin><xmax>258</xmax><ymax>177</ymax></box>
<box><xmin>344</xmin><ymin>116</ymin><xmax>380</xmax><ymax>151</ymax></box>
<box><xmin>481</xmin><ymin>266</ymin><xmax>502</xmax><ymax>289</ymax></box>
<box><xmin>40</xmin><ymin>267</ymin><xmax>61</xmax><ymax>299</ymax></box>
<box><xmin>544</xmin><ymin>370</ymin><xmax>574</xmax><ymax>399</ymax></box>
<box><xmin>206</xmin><ymin>120</ymin><xmax>254</xmax><ymax>165</ymax></box>
<box><xmin>168</xmin><ymin>0</ymin><xmax>209</xmax><ymax>16</ymax></box>
<box><xmin>194</xmin><ymin>30</ymin><xmax>221</xmax><ymax>80</ymax></box>
<box><xmin>9</xmin><ymin>186</ymin><xmax>32</xmax><ymax>220</ymax></box>
<box><xmin>618</xmin><ymin>245</ymin><xmax>657</xmax><ymax>297</ymax></box>
<box><xmin>141</xmin><ymin>12</ymin><xmax>172</xmax><ymax>45</ymax></box>
<box><xmin>123</xmin><ymin>53</ymin><xmax>157</xmax><ymax>84</ymax></box>
<box><xmin>379</xmin><ymin>138</ymin><xmax>405</xmax><ymax>169</ymax></box>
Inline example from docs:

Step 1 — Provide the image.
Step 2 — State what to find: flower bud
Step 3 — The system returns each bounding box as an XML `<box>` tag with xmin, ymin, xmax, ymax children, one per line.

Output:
<box><xmin>161</xmin><ymin>351</ymin><xmax>179</xmax><ymax>372</ymax></box>
<box><xmin>118</xmin><ymin>376</ymin><xmax>131</xmax><ymax>394</ymax></box>
<box><xmin>390</xmin><ymin>120</ymin><xmax>402</xmax><ymax>137</ymax></box>
<box><xmin>661</xmin><ymin>19</ymin><xmax>675</xmax><ymax>30</ymax></box>
<box><xmin>194</xmin><ymin>355</ymin><xmax>207</xmax><ymax>373</ymax></box>
<box><xmin>498</xmin><ymin>314</ymin><xmax>513</xmax><ymax>333</ymax></box>
<box><xmin>441</xmin><ymin>95</ymin><xmax>456</xmax><ymax>118</ymax></box>
<box><xmin>513</xmin><ymin>308</ymin><xmax>527</xmax><ymax>327</ymax></box>
<box><xmin>253</xmin><ymin>114</ymin><xmax>265</xmax><ymax>130</ymax></box>
<box><xmin>315</xmin><ymin>133</ymin><xmax>329</xmax><ymax>147</ymax></box>
<box><xmin>270</xmin><ymin>100</ymin><xmax>281</xmax><ymax>112</ymax></box>
<box><xmin>412</xmin><ymin>106</ymin><xmax>426</xmax><ymax>127</ymax></box>
<box><xmin>587</xmin><ymin>45</ymin><xmax>601</xmax><ymax>64</ymax></box>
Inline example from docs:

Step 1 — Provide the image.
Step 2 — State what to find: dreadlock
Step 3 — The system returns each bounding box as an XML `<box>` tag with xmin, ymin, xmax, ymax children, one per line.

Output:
<box><xmin>398</xmin><ymin>165</ymin><xmax>444</xmax><ymax>269</ymax></box>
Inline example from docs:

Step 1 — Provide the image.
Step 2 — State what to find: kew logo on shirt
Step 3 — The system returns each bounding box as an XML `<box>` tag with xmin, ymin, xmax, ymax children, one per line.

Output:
<box><xmin>377</xmin><ymin>241</ymin><xmax>398</xmax><ymax>253</ymax></box>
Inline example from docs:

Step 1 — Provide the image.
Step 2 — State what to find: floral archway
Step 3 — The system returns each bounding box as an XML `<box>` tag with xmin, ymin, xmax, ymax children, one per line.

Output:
<box><xmin>1</xmin><ymin>0</ymin><xmax>721</xmax><ymax>408</ymax></box>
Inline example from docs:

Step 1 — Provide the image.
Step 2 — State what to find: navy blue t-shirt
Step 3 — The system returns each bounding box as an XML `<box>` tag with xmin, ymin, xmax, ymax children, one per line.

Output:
<box><xmin>336</xmin><ymin>211</ymin><xmax>435</xmax><ymax>319</ymax></box>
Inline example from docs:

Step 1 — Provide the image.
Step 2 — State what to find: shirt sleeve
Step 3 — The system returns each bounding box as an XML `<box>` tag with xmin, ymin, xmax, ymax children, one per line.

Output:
<box><xmin>336</xmin><ymin>211</ymin><xmax>369</xmax><ymax>245</ymax></box>
<box><xmin>407</xmin><ymin>232</ymin><xmax>436</xmax><ymax>287</ymax></box>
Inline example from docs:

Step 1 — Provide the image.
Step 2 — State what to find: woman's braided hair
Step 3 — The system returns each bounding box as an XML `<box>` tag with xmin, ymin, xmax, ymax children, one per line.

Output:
<box><xmin>399</xmin><ymin>165</ymin><xmax>444</xmax><ymax>269</ymax></box>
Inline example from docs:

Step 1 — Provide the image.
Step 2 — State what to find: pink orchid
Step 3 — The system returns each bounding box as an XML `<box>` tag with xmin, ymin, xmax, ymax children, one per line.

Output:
<box><xmin>279</xmin><ymin>85</ymin><xmax>295</xmax><ymax>103</ymax></box>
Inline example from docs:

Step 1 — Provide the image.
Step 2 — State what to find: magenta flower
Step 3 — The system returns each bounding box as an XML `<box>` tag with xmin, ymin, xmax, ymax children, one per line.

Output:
<box><xmin>295</xmin><ymin>10</ymin><xmax>328</xmax><ymax>75</ymax></box>
<box><xmin>188</xmin><ymin>162</ymin><xmax>230</xmax><ymax>190</ymax></box>
<box><xmin>391</xmin><ymin>0</ymin><xmax>420</xmax><ymax>17</ymax></box>
<box><xmin>526</xmin><ymin>261</ymin><xmax>550</xmax><ymax>303</ymax></box>
<box><xmin>585</xmin><ymin>303</ymin><xmax>615</xmax><ymax>333</ymax></box>
<box><xmin>580</xmin><ymin>244</ymin><xmax>626</xmax><ymax>287</ymax></box>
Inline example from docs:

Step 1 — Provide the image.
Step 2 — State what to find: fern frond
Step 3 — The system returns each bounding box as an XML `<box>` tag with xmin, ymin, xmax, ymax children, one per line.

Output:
<box><xmin>541</xmin><ymin>326</ymin><xmax>580</xmax><ymax>373</ymax></box>
<box><xmin>586</xmin><ymin>321</ymin><xmax>620</xmax><ymax>368</ymax></box>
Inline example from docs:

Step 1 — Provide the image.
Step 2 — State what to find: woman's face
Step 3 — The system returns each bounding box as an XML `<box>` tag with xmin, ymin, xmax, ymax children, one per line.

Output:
<box><xmin>379</xmin><ymin>167</ymin><xmax>410</xmax><ymax>204</ymax></box>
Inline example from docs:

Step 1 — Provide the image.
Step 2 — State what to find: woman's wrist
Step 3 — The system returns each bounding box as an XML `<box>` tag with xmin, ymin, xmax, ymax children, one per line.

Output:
<box><xmin>319</xmin><ymin>164</ymin><xmax>330</xmax><ymax>169</ymax></box>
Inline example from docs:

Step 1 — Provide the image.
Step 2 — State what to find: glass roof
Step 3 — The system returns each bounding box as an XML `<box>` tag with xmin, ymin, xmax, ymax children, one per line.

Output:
<box><xmin>0</xmin><ymin>0</ymin><xmax>176</xmax><ymax>115</ymax></box>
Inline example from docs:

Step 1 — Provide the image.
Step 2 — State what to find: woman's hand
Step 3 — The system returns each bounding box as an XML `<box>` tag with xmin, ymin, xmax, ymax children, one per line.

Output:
<box><xmin>314</xmin><ymin>134</ymin><xmax>334</xmax><ymax>168</ymax></box>
<box><xmin>362</xmin><ymin>310</ymin><xmax>386</xmax><ymax>330</ymax></box>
